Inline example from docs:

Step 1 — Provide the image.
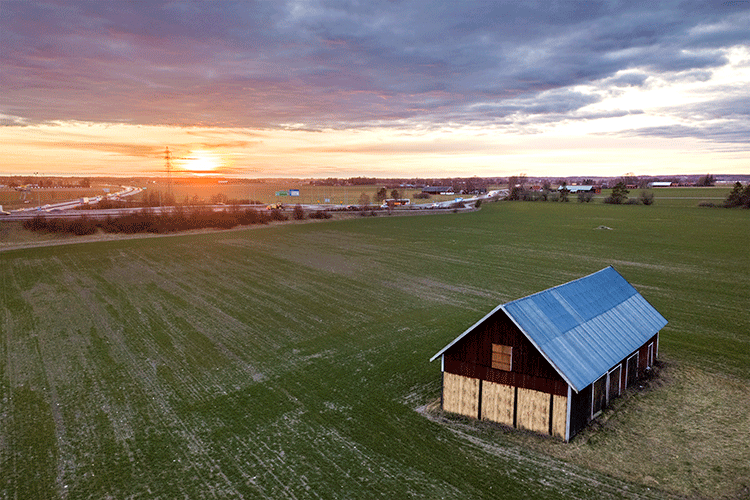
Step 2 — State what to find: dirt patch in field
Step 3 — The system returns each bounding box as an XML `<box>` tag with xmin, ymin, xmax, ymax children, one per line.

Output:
<box><xmin>421</xmin><ymin>358</ymin><xmax>750</xmax><ymax>499</ymax></box>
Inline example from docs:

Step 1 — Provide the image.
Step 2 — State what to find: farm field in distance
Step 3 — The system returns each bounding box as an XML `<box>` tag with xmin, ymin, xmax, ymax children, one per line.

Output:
<box><xmin>1</xmin><ymin>190</ymin><xmax>748</xmax><ymax>499</ymax></box>
<box><xmin>130</xmin><ymin>179</ymin><xmax>488</xmax><ymax>206</ymax></box>
<box><xmin>127</xmin><ymin>181</ymin><xmax>734</xmax><ymax>208</ymax></box>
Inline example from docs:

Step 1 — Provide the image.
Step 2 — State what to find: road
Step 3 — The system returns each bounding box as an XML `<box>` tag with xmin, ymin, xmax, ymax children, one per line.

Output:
<box><xmin>1</xmin><ymin>188</ymin><xmax>507</xmax><ymax>222</ymax></box>
<box><xmin>0</xmin><ymin>186</ymin><xmax>142</xmax><ymax>220</ymax></box>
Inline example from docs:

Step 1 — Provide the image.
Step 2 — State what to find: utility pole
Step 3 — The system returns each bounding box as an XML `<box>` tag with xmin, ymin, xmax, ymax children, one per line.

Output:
<box><xmin>165</xmin><ymin>147</ymin><xmax>173</xmax><ymax>201</ymax></box>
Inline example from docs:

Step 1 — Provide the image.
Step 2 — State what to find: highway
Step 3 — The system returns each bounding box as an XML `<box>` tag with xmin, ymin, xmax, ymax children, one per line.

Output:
<box><xmin>1</xmin><ymin>187</ymin><xmax>508</xmax><ymax>222</ymax></box>
<box><xmin>0</xmin><ymin>186</ymin><xmax>142</xmax><ymax>220</ymax></box>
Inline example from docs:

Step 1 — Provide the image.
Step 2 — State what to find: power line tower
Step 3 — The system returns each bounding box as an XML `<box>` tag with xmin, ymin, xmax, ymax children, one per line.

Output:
<box><xmin>164</xmin><ymin>146</ymin><xmax>173</xmax><ymax>199</ymax></box>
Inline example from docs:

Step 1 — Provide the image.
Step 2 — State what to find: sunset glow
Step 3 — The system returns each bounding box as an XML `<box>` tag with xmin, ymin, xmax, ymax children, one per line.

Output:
<box><xmin>178</xmin><ymin>151</ymin><xmax>225</xmax><ymax>174</ymax></box>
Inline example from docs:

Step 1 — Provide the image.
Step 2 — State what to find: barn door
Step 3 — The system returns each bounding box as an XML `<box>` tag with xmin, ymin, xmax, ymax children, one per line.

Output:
<box><xmin>607</xmin><ymin>365</ymin><xmax>621</xmax><ymax>402</ymax></box>
<box><xmin>626</xmin><ymin>353</ymin><xmax>639</xmax><ymax>388</ymax></box>
<box><xmin>591</xmin><ymin>375</ymin><xmax>607</xmax><ymax>417</ymax></box>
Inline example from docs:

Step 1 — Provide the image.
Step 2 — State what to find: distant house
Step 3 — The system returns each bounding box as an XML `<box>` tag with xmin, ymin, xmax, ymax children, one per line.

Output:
<box><xmin>430</xmin><ymin>267</ymin><xmax>667</xmax><ymax>441</ymax></box>
<box><xmin>558</xmin><ymin>185</ymin><xmax>600</xmax><ymax>193</ymax></box>
<box><xmin>422</xmin><ymin>186</ymin><xmax>454</xmax><ymax>195</ymax></box>
<box><xmin>648</xmin><ymin>181</ymin><xmax>674</xmax><ymax>188</ymax></box>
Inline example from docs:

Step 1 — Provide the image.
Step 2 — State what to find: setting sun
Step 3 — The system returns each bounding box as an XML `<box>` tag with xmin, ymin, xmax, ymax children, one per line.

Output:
<box><xmin>179</xmin><ymin>150</ymin><xmax>223</xmax><ymax>174</ymax></box>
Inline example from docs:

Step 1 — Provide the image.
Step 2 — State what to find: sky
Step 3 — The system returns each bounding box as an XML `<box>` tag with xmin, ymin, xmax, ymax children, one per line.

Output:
<box><xmin>1</xmin><ymin>0</ymin><xmax>749</xmax><ymax>178</ymax></box>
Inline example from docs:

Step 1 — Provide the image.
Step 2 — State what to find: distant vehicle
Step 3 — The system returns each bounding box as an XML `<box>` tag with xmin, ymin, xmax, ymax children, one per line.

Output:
<box><xmin>14</xmin><ymin>184</ymin><xmax>32</xmax><ymax>202</ymax></box>
<box><xmin>381</xmin><ymin>198</ymin><xmax>411</xmax><ymax>208</ymax></box>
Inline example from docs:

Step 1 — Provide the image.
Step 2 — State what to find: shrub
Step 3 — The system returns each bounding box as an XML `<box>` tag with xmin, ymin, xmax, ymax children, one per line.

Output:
<box><xmin>68</xmin><ymin>216</ymin><xmax>97</xmax><ymax>235</ymax></box>
<box><xmin>577</xmin><ymin>191</ymin><xmax>594</xmax><ymax>203</ymax></box>
<box><xmin>269</xmin><ymin>209</ymin><xmax>288</xmax><ymax>221</ymax></box>
<box><xmin>22</xmin><ymin>203</ymin><xmax>304</xmax><ymax>238</ymax></box>
<box><xmin>23</xmin><ymin>215</ymin><xmax>49</xmax><ymax>232</ymax></box>
<box><xmin>309</xmin><ymin>210</ymin><xmax>332</xmax><ymax>219</ymax></box>
<box><xmin>639</xmin><ymin>190</ymin><xmax>655</xmax><ymax>206</ymax></box>
<box><xmin>293</xmin><ymin>204</ymin><xmax>305</xmax><ymax>220</ymax></box>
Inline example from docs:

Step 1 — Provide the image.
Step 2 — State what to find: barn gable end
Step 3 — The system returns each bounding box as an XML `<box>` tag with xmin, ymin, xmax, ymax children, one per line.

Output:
<box><xmin>442</xmin><ymin>309</ymin><xmax>568</xmax><ymax>396</ymax></box>
<box><xmin>431</xmin><ymin>266</ymin><xmax>668</xmax><ymax>441</ymax></box>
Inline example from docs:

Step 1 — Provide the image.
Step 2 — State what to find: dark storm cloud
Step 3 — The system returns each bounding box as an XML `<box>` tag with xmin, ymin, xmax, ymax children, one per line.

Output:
<box><xmin>1</xmin><ymin>0</ymin><xmax>748</xmax><ymax>133</ymax></box>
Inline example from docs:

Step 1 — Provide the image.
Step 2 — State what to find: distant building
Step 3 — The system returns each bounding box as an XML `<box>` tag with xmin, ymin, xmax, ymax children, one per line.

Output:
<box><xmin>648</xmin><ymin>181</ymin><xmax>674</xmax><ymax>188</ymax></box>
<box><xmin>422</xmin><ymin>186</ymin><xmax>454</xmax><ymax>195</ymax></box>
<box><xmin>558</xmin><ymin>185</ymin><xmax>601</xmax><ymax>193</ymax></box>
<box><xmin>430</xmin><ymin>267</ymin><xmax>667</xmax><ymax>441</ymax></box>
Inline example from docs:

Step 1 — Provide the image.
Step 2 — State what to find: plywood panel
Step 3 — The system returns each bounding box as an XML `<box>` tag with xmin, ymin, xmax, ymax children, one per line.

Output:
<box><xmin>443</xmin><ymin>372</ymin><xmax>479</xmax><ymax>418</ymax></box>
<box><xmin>517</xmin><ymin>387</ymin><xmax>550</xmax><ymax>434</ymax></box>
<box><xmin>480</xmin><ymin>381</ymin><xmax>514</xmax><ymax>426</ymax></box>
<box><xmin>551</xmin><ymin>394</ymin><xmax>567</xmax><ymax>439</ymax></box>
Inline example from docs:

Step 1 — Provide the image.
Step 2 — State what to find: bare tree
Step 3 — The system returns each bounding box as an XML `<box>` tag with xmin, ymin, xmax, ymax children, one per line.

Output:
<box><xmin>358</xmin><ymin>192</ymin><xmax>370</xmax><ymax>209</ymax></box>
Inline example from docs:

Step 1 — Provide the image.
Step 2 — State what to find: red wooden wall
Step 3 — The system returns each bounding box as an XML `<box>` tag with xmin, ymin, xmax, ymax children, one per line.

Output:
<box><xmin>443</xmin><ymin>310</ymin><xmax>568</xmax><ymax>397</ymax></box>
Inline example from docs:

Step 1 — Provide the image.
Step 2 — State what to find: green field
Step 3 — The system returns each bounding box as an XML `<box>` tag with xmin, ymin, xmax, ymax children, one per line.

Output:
<box><xmin>135</xmin><ymin>180</ymin><xmax>486</xmax><ymax>206</ymax></box>
<box><xmin>1</xmin><ymin>195</ymin><xmax>748</xmax><ymax>498</ymax></box>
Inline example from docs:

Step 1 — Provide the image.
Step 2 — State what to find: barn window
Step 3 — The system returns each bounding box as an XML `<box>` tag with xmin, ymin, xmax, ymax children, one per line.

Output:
<box><xmin>491</xmin><ymin>344</ymin><xmax>512</xmax><ymax>371</ymax></box>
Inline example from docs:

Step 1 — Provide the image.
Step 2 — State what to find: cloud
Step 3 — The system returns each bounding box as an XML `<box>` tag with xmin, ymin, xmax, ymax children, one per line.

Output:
<box><xmin>1</xmin><ymin>0</ymin><xmax>749</xmax><ymax>142</ymax></box>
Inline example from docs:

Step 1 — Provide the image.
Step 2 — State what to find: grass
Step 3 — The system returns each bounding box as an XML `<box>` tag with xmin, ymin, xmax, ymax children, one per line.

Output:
<box><xmin>133</xmin><ymin>180</ymin><xmax>493</xmax><ymax>206</ymax></box>
<box><xmin>1</xmin><ymin>193</ymin><xmax>748</xmax><ymax>499</ymax></box>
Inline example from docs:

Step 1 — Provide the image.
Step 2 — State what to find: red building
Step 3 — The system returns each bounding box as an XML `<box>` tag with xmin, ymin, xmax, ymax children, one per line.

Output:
<box><xmin>430</xmin><ymin>267</ymin><xmax>667</xmax><ymax>441</ymax></box>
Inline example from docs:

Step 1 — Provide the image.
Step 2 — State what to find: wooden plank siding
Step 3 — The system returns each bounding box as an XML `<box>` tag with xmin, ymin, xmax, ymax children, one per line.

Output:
<box><xmin>481</xmin><ymin>381</ymin><xmax>514</xmax><ymax>426</ymax></box>
<box><xmin>440</xmin><ymin>311</ymin><xmax>660</xmax><ymax>441</ymax></box>
<box><xmin>443</xmin><ymin>310</ymin><xmax>567</xmax><ymax>396</ymax></box>
<box><xmin>551</xmin><ymin>394</ymin><xmax>567</xmax><ymax>439</ymax></box>
<box><xmin>517</xmin><ymin>387</ymin><xmax>550</xmax><ymax>434</ymax></box>
<box><xmin>442</xmin><ymin>372</ymin><xmax>479</xmax><ymax>418</ymax></box>
<box><xmin>569</xmin><ymin>385</ymin><xmax>592</xmax><ymax>438</ymax></box>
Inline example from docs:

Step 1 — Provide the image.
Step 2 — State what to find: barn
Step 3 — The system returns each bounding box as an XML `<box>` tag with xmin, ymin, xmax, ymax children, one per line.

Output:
<box><xmin>430</xmin><ymin>267</ymin><xmax>667</xmax><ymax>441</ymax></box>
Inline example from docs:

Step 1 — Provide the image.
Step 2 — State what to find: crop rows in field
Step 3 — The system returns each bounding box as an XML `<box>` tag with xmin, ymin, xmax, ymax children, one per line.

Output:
<box><xmin>1</xmin><ymin>198</ymin><xmax>748</xmax><ymax>498</ymax></box>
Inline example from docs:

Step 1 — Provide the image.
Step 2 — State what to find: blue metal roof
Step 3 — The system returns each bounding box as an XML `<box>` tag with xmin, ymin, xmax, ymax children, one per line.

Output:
<box><xmin>431</xmin><ymin>267</ymin><xmax>668</xmax><ymax>392</ymax></box>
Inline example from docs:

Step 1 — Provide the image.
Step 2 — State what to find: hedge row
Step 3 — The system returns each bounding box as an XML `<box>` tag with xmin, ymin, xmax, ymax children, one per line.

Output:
<box><xmin>22</xmin><ymin>207</ymin><xmax>288</xmax><ymax>235</ymax></box>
